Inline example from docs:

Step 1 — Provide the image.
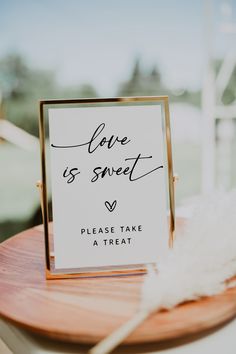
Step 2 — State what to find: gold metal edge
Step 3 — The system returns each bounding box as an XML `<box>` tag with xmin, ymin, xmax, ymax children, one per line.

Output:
<box><xmin>163</xmin><ymin>97</ymin><xmax>175</xmax><ymax>247</ymax></box>
<box><xmin>45</xmin><ymin>268</ymin><xmax>147</xmax><ymax>280</ymax></box>
<box><xmin>39</xmin><ymin>96</ymin><xmax>169</xmax><ymax>106</ymax></box>
<box><xmin>39</xmin><ymin>101</ymin><xmax>51</xmax><ymax>271</ymax></box>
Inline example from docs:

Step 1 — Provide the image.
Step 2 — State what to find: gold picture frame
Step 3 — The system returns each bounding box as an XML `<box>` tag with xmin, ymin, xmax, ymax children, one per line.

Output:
<box><xmin>38</xmin><ymin>96</ymin><xmax>175</xmax><ymax>279</ymax></box>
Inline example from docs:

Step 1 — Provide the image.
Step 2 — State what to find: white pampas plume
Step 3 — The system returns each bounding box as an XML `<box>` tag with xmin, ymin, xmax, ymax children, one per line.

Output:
<box><xmin>89</xmin><ymin>190</ymin><xmax>236</xmax><ymax>354</ymax></box>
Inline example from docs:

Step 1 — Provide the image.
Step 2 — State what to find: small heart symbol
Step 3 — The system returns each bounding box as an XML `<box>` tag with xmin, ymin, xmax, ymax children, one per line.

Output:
<box><xmin>105</xmin><ymin>200</ymin><xmax>117</xmax><ymax>212</ymax></box>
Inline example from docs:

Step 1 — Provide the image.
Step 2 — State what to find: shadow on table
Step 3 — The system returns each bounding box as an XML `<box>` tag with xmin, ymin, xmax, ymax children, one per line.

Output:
<box><xmin>29</xmin><ymin>317</ymin><xmax>235</xmax><ymax>354</ymax></box>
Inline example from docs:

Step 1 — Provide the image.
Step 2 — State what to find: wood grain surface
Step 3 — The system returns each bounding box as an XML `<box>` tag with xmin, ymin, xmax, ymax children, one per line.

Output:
<box><xmin>0</xmin><ymin>220</ymin><xmax>236</xmax><ymax>345</ymax></box>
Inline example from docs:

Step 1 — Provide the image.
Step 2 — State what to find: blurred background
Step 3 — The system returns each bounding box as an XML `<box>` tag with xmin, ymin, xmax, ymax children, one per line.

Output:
<box><xmin>0</xmin><ymin>0</ymin><xmax>235</xmax><ymax>241</ymax></box>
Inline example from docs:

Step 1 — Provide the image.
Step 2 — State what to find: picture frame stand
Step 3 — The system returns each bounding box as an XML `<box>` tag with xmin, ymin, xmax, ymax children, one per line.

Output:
<box><xmin>37</xmin><ymin>96</ymin><xmax>177</xmax><ymax>279</ymax></box>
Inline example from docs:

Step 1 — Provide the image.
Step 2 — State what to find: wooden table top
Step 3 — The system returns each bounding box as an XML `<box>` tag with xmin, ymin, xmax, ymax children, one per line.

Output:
<box><xmin>1</xmin><ymin>220</ymin><xmax>236</xmax><ymax>345</ymax></box>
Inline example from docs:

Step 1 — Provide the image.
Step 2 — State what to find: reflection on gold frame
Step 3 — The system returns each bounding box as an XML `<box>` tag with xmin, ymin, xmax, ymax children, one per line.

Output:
<box><xmin>38</xmin><ymin>96</ymin><xmax>175</xmax><ymax>279</ymax></box>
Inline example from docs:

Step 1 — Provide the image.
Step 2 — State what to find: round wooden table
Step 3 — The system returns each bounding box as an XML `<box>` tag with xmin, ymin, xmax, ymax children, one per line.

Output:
<box><xmin>1</xmin><ymin>221</ymin><xmax>236</xmax><ymax>349</ymax></box>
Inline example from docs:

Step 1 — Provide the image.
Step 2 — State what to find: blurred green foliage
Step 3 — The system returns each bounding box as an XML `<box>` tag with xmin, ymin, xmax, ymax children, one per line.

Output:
<box><xmin>117</xmin><ymin>58</ymin><xmax>201</xmax><ymax>106</ymax></box>
<box><xmin>0</xmin><ymin>53</ymin><xmax>98</xmax><ymax>136</ymax></box>
<box><xmin>214</xmin><ymin>59</ymin><xmax>236</xmax><ymax>105</ymax></box>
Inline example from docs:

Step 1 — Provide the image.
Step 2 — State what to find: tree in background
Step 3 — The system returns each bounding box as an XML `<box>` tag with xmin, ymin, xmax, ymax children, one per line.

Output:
<box><xmin>214</xmin><ymin>59</ymin><xmax>236</xmax><ymax>105</ymax></box>
<box><xmin>117</xmin><ymin>58</ymin><xmax>200</xmax><ymax>106</ymax></box>
<box><xmin>117</xmin><ymin>58</ymin><xmax>165</xmax><ymax>96</ymax></box>
<box><xmin>0</xmin><ymin>54</ymin><xmax>98</xmax><ymax>136</ymax></box>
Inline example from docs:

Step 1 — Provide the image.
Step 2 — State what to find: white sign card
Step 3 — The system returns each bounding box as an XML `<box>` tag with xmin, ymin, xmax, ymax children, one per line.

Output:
<box><xmin>40</xmin><ymin>98</ymin><xmax>174</xmax><ymax>277</ymax></box>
